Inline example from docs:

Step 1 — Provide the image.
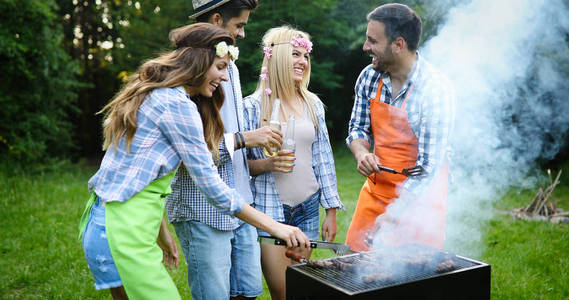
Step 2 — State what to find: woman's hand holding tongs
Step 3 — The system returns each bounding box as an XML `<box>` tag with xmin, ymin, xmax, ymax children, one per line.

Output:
<box><xmin>272</xmin><ymin>223</ymin><xmax>311</xmax><ymax>249</ymax></box>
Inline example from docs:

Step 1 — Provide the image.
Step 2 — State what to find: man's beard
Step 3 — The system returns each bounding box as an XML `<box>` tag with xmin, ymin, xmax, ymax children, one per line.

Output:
<box><xmin>370</xmin><ymin>47</ymin><xmax>394</xmax><ymax>72</ymax></box>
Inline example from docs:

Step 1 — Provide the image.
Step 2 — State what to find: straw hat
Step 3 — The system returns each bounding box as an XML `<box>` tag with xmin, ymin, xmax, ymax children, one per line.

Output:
<box><xmin>190</xmin><ymin>0</ymin><xmax>231</xmax><ymax>19</ymax></box>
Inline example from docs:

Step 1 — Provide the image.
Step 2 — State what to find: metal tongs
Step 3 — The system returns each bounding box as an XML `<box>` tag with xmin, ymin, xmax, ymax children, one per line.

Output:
<box><xmin>258</xmin><ymin>236</ymin><xmax>356</xmax><ymax>255</ymax></box>
<box><xmin>378</xmin><ymin>165</ymin><xmax>426</xmax><ymax>177</ymax></box>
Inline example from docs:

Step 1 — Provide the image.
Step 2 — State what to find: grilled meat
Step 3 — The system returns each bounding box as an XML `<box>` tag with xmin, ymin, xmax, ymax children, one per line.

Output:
<box><xmin>306</xmin><ymin>259</ymin><xmax>335</xmax><ymax>268</ymax></box>
<box><xmin>402</xmin><ymin>255</ymin><xmax>431</xmax><ymax>269</ymax></box>
<box><xmin>435</xmin><ymin>260</ymin><xmax>457</xmax><ymax>273</ymax></box>
<box><xmin>332</xmin><ymin>260</ymin><xmax>359</xmax><ymax>272</ymax></box>
<box><xmin>285</xmin><ymin>250</ymin><xmax>306</xmax><ymax>263</ymax></box>
<box><xmin>362</xmin><ymin>273</ymin><xmax>394</xmax><ymax>283</ymax></box>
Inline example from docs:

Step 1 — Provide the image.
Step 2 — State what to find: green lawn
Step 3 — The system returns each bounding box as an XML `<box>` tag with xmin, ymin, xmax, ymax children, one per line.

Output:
<box><xmin>1</xmin><ymin>149</ymin><xmax>568</xmax><ymax>299</ymax></box>
<box><xmin>483</xmin><ymin>173</ymin><xmax>569</xmax><ymax>300</ymax></box>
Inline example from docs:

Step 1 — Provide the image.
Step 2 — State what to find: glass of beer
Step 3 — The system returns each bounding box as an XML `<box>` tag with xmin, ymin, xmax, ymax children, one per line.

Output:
<box><xmin>263</xmin><ymin>98</ymin><xmax>281</xmax><ymax>157</ymax></box>
<box><xmin>280</xmin><ymin>115</ymin><xmax>296</xmax><ymax>172</ymax></box>
<box><xmin>263</xmin><ymin>119</ymin><xmax>281</xmax><ymax>157</ymax></box>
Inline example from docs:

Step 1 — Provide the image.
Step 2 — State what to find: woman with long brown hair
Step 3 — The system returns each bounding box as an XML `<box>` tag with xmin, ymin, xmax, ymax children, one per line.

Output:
<box><xmin>78</xmin><ymin>23</ymin><xmax>309</xmax><ymax>300</ymax></box>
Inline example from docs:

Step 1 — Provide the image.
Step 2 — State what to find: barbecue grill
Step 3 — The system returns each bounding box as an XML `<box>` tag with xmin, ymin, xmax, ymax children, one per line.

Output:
<box><xmin>286</xmin><ymin>244</ymin><xmax>490</xmax><ymax>299</ymax></box>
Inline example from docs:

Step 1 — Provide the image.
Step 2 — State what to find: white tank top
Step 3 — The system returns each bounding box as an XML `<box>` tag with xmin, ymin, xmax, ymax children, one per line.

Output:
<box><xmin>273</xmin><ymin>108</ymin><xmax>319</xmax><ymax>206</ymax></box>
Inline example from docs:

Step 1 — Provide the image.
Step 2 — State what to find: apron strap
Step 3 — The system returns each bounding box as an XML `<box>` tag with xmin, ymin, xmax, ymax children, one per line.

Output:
<box><xmin>371</xmin><ymin>76</ymin><xmax>414</xmax><ymax>109</ymax></box>
<box><xmin>373</xmin><ymin>78</ymin><xmax>384</xmax><ymax>103</ymax></box>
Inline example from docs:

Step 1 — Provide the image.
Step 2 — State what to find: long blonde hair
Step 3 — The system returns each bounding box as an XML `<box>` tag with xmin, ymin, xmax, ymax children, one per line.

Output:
<box><xmin>99</xmin><ymin>23</ymin><xmax>233</xmax><ymax>158</ymax></box>
<box><xmin>254</xmin><ymin>25</ymin><xmax>319</xmax><ymax>128</ymax></box>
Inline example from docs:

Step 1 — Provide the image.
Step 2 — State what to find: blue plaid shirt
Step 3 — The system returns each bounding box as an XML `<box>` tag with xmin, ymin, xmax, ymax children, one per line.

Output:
<box><xmin>243</xmin><ymin>93</ymin><xmax>344</xmax><ymax>222</ymax></box>
<box><xmin>346</xmin><ymin>53</ymin><xmax>455</xmax><ymax>192</ymax></box>
<box><xmin>165</xmin><ymin>62</ymin><xmax>249</xmax><ymax>230</ymax></box>
<box><xmin>88</xmin><ymin>86</ymin><xmax>244</xmax><ymax>215</ymax></box>
<box><xmin>165</xmin><ymin>141</ymin><xmax>241</xmax><ymax>229</ymax></box>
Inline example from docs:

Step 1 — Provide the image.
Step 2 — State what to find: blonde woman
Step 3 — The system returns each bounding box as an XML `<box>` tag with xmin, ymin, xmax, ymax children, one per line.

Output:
<box><xmin>243</xmin><ymin>26</ymin><xmax>344</xmax><ymax>300</ymax></box>
<box><xmin>78</xmin><ymin>23</ymin><xmax>309</xmax><ymax>300</ymax></box>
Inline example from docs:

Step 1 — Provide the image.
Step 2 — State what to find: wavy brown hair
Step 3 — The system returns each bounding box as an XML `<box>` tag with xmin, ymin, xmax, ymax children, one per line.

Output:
<box><xmin>99</xmin><ymin>23</ymin><xmax>233</xmax><ymax>158</ymax></box>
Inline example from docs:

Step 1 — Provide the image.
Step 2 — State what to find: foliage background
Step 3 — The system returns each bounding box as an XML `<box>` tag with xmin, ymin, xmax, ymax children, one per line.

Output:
<box><xmin>0</xmin><ymin>0</ymin><xmax>83</xmax><ymax>164</ymax></box>
<box><xmin>0</xmin><ymin>0</ymin><xmax>481</xmax><ymax>162</ymax></box>
<box><xmin>1</xmin><ymin>0</ymin><xmax>568</xmax><ymax>165</ymax></box>
<box><xmin>1</xmin><ymin>0</ymin><xmax>568</xmax><ymax>299</ymax></box>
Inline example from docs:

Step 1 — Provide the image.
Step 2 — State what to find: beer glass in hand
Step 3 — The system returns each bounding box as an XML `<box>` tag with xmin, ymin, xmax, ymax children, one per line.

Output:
<box><xmin>280</xmin><ymin>115</ymin><xmax>296</xmax><ymax>172</ymax></box>
<box><xmin>263</xmin><ymin>98</ymin><xmax>281</xmax><ymax>157</ymax></box>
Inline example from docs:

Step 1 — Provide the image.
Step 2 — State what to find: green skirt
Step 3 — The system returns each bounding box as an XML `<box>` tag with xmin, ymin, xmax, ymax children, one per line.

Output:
<box><xmin>79</xmin><ymin>169</ymin><xmax>180</xmax><ymax>299</ymax></box>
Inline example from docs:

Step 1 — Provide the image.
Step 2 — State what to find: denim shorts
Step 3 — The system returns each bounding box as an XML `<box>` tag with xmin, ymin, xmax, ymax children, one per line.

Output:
<box><xmin>258</xmin><ymin>190</ymin><xmax>320</xmax><ymax>240</ymax></box>
<box><xmin>173</xmin><ymin>220</ymin><xmax>263</xmax><ymax>299</ymax></box>
<box><xmin>81</xmin><ymin>199</ymin><xmax>122</xmax><ymax>290</ymax></box>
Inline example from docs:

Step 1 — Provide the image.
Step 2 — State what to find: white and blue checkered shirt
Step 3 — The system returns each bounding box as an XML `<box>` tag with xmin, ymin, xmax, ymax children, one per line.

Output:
<box><xmin>88</xmin><ymin>86</ymin><xmax>243</xmax><ymax>215</ymax></box>
<box><xmin>243</xmin><ymin>93</ymin><xmax>344</xmax><ymax>222</ymax></box>
<box><xmin>346</xmin><ymin>54</ymin><xmax>455</xmax><ymax>192</ymax></box>
<box><xmin>165</xmin><ymin>62</ymin><xmax>250</xmax><ymax>230</ymax></box>
<box><xmin>165</xmin><ymin>140</ymin><xmax>241</xmax><ymax>229</ymax></box>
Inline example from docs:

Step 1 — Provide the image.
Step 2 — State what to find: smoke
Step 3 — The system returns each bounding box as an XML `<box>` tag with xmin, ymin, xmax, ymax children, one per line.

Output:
<box><xmin>366</xmin><ymin>0</ymin><xmax>569</xmax><ymax>259</ymax></box>
<box><xmin>418</xmin><ymin>0</ymin><xmax>569</xmax><ymax>256</ymax></box>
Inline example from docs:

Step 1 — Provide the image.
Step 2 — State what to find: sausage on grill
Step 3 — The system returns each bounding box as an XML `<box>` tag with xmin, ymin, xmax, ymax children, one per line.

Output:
<box><xmin>435</xmin><ymin>260</ymin><xmax>457</xmax><ymax>273</ymax></box>
<box><xmin>306</xmin><ymin>259</ymin><xmax>335</xmax><ymax>268</ymax></box>
<box><xmin>285</xmin><ymin>250</ymin><xmax>306</xmax><ymax>263</ymax></box>
<box><xmin>362</xmin><ymin>273</ymin><xmax>393</xmax><ymax>283</ymax></box>
<box><xmin>402</xmin><ymin>256</ymin><xmax>431</xmax><ymax>268</ymax></box>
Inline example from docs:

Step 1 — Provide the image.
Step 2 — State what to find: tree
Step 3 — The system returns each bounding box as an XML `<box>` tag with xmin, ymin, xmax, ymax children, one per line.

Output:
<box><xmin>56</xmin><ymin>0</ymin><xmax>191</xmax><ymax>159</ymax></box>
<box><xmin>0</xmin><ymin>0</ymin><xmax>82</xmax><ymax>164</ymax></box>
<box><xmin>234</xmin><ymin>0</ymin><xmax>356</xmax><ymax>140</ymax></box>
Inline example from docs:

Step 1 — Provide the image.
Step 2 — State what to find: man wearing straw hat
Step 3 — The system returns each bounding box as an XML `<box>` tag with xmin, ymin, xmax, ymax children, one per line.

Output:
<box><xmin>166</xmin><ymin>1</ymin><xmax>282</xmax><ymax>299</ymax></box>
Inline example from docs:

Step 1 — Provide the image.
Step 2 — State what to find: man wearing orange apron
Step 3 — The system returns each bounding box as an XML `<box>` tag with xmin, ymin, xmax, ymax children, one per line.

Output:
<box><xmin>346</xmin><ymin>3</ymin><xmax>455</xmax><ymax>252</ymax></box>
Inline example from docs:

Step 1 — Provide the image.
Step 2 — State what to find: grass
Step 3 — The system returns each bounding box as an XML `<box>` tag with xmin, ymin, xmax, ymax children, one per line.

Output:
<box><xmin>1</xmin><ymin>150</ymin><xmax>568</xmax><ymax>299</ymax></box>
<box><xmin>482</xmin><ymin>169</ymin><xmax>569</xmax><ymax>300</ymax></box>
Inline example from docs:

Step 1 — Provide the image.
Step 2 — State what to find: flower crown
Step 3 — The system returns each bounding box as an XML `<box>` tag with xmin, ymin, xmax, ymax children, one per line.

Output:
<box><xmin>290</xmin><ymin>37</ymin><xmax>313</xmax><ymax>52</ymax></box>
<box><xmin>215</xmin><ymin>41</ymin><xmax>239</xmax><ymax>60</ymax></box>
<box><xmin>263</xmin><ymin>37</ymin><xmax>312</xmax><ymax>61</ymax></box>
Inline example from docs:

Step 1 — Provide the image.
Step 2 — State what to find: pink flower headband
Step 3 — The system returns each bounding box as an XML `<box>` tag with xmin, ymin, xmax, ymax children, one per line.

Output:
<box><xmin>263</xmin><ymin>37</ymin><xmax>313</xmax><ymax>60</ymax></box>
<box><xmin>290</xmin><ymin>37</ymin><xmax>313</xmax><ymax>52</ymax></box>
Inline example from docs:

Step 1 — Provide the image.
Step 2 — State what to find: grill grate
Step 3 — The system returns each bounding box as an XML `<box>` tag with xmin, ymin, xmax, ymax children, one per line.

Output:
<box><xmin>292</xmin><ymin>253</ymin><xmax>479</xmax><ymax>295</ymax></box>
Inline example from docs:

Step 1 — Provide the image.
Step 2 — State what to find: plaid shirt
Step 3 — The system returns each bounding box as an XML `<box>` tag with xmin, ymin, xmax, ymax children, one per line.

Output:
<box><xmin>346</xmin><ymin>54</ymin><xmax>455</xmax><ymax>192</ymax></box>
<box><xmin>88</xmin><ymin>86</ymin><xmax>243</xmax><ymax>216</ymax></box>
<box><xmin>165</xmin><ymin>143</ymin><xmax>241</xmax><ymax>229</ymax></box>
<box><xmin>166</xmin><ymin>62</ymin><xmax>248</xmax><ymax>230</ymax></box>
<box><xmin>243</xmin><ymin>93</ymin><xmax>344</xmax><ymax>222</ymax></box>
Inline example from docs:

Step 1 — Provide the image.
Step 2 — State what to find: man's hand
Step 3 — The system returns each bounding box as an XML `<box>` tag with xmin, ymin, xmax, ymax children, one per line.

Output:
<box><xmin>349</xmin><ymin>138</ymin><xmax>379</xmax><ymax>177</ymax></box>
<box><xmin>355</xmin><ymin>152</ymin><xmax>380</xmax><ymax>177</ymax></box>
<box><xmin>242</xmin><ymin>126</ymin><xmax>283</xmax><ymax>153</ymax></box>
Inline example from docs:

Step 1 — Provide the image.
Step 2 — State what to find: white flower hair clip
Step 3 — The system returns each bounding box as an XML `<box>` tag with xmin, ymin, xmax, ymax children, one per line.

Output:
<box><xmin>215</xmin><ymin>41</ymin><xmax>239</xmax><ymax>60</ymax></box>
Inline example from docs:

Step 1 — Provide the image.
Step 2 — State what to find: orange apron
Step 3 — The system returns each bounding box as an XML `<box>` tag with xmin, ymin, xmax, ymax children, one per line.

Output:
<box><xmin>346</xmin><ymin>78</ymin><xmax>448</xmax><ymax>252</ymax></box>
